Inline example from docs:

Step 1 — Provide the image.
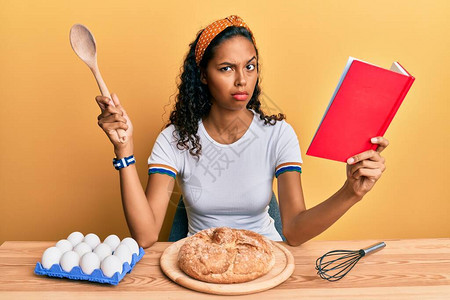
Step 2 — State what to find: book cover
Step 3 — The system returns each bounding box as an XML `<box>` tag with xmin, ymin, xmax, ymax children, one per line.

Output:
<box><xmin>306</xmin><ymin>57</ymin><xmax>415</xmax><ymax>163</ymax></box>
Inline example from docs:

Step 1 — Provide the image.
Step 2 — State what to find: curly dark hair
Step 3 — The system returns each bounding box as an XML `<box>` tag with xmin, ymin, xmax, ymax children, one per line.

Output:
<box><xmin>166</xmin><ymin>25</ymin><xmax>285</xmax><ymax>160</ymax></box>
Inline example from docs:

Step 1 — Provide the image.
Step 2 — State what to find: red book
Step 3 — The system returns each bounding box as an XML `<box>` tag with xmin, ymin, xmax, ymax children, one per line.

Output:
<box><xmin>306</xmin><ymin>57</ymin><xmax>415</xmax><ymax>163</ymax></box>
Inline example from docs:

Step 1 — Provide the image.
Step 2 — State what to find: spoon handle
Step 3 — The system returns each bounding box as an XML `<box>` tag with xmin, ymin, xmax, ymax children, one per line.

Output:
<box><xmin>91</xmin><ymin>65</ymin><xmax>127</xmax><ymax>143</ymax></box>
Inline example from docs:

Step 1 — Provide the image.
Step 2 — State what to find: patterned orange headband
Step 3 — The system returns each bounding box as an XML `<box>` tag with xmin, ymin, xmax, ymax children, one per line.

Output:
<box><xmin>195</xmin><ymin>15</ymin><xmax>256</xmax><ymax>66</ymax></box>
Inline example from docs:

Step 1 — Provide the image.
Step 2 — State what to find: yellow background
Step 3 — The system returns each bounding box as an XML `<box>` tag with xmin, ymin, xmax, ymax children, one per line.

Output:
<box><xmin>1</xmin><ymin>0</ymin><xmax>449</xmax><ymax>245</ymax></box>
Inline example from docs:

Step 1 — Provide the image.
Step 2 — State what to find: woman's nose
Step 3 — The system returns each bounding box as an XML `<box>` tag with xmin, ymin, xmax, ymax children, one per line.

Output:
<box><xmin>235</xmin><ymin>69</ymin><xmax>247</xmax><ymax>86</ymax></box>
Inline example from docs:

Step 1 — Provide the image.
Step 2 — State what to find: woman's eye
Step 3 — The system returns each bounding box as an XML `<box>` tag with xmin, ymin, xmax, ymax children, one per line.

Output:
<box><xmin>220</xmin><ymin>64</ymin><xmax>255</xmax><ymax>72</ymax></box>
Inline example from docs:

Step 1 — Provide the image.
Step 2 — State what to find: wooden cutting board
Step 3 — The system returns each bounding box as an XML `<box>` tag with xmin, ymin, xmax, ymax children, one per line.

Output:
<box><xmin>160</xmin><ymin>237</ymin><xmax>295</xmax><ymax>295</ymax></box>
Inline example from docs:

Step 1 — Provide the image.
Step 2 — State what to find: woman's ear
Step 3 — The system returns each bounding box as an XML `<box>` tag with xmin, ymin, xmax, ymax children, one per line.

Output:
<box><xmin>200</xmin><ymin>68</ymin><xmax>208</xmax><ymax>85</ymax></box>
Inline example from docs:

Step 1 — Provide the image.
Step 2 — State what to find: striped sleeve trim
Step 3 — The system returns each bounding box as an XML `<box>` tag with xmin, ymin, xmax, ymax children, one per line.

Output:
<box><xmin>275</xmin><ymin>162</ymin><xmax>302</xmax><ymax>178</ymax></box>
<box><xmin>148</xmin><ymin>164</ymin><xmax>177</xmax><ymax>179</ymax></box>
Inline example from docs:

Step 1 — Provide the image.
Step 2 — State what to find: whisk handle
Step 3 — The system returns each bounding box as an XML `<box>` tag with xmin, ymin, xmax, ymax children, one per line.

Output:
<box><xmin>362</xmin><ymin>242</ymin><xmax>386</xmax><ymax>256</ymax></box>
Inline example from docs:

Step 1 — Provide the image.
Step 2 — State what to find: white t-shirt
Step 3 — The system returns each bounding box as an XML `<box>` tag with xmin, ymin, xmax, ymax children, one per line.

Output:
<box><xmin>147</xmin><ymin>109</ymin><xmax>303</xmax><ymax>241</ymax></box>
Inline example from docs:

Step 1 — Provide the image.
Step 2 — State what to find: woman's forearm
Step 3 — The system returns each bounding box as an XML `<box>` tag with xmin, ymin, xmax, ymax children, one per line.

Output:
<box><xmin>284</xmin><ymin>180</ymin><xmax>363</xmax><ymax>246</ymax></box>
<box><xmin>115</xmin><ymin>143</ymin><xmax>158</xmax><ymax>248</ymax></box>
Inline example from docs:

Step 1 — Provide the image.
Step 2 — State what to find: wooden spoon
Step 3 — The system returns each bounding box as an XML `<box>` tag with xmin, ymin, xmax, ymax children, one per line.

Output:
<box><xmin>69</xmin><ymin>23</ymin><xmax>127</xmax><ymax>143</ymax></box>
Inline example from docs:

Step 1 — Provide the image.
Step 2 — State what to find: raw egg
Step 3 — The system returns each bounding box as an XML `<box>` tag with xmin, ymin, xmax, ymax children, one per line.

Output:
<box><xmin>73</xmin><ymin>242</ymin><xmax>92</xmax><ymax>257</ymax></box>
<box><xmin>41</xmin><ymin>246</ymin><xmax>62</xmax><ymax>269</ymax></box>
<box><xmin>80</xmin><ymin>252</ymin><xmax>100</xmax><ymax>275</ymax></box>
<box><xmin>103</xmin><ymin>234</ymin><xmax>120</xmax><ymax>251</ymax></box>
<box><xmin>121</xmin><ymin>237</ymin><xmax>139</xmax><ymax>256</ymax></box>
<box><xmin>114</xmin><ymin>244</ymin><xmax>132</xmax><ymax>265</ymax></box>
<box><xmin>55</xmin><ymin>239</ymin><xmax>73</xmax><ymax>253</ymax></box>
<box><xmin>94</xmin><ymin>243</ymin><xmax>112</xmax><ymax>262</ymax></box>
<box><xmin>101</xmin><ymin>255</ymin><xmax>123</xmax><ymax>278</ymax></box>
<box><xmin>67</xmin><ymin>231</ymin><xmax>84</xmax><ymax>246</ymax></box>
<box><xmin>83</xmin><ymin>233</ymin><xmax>101</xmax><ymax>249</ymax></box>
<box><xmin>60</xmin><ymin>250</ymin><xmax>80</xmax><ymax>272</ymax></box>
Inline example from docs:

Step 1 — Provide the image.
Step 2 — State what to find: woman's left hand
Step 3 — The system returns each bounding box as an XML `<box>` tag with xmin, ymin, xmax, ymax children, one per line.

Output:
<box><xmin>345</xmin><ymin>136</ymin><xmax>389</xmax><ymax>198</ymax></box>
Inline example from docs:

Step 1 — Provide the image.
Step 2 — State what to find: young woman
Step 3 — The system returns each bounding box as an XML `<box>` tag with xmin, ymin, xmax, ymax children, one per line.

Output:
<box><xmin>95</xmin><ymin>15</ymin><xmax>389</xmax><ymax>248</ymax></box>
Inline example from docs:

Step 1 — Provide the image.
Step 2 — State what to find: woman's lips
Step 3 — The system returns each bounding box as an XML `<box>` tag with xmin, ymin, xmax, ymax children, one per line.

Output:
<box><xmin>232</xmin><ymin>93</ymin><xmax>248</xmax><ymax>101</ymax></box>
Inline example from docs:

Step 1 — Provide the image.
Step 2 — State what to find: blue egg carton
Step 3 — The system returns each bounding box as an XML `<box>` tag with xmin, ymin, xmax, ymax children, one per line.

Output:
<box><xmin>34</xmin><ymin>247</ymin><xmax>145</xmax><ymax>285</ymax></box>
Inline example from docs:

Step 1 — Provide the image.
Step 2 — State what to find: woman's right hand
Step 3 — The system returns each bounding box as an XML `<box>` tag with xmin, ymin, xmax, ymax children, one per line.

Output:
<box><xmin>96</xmin><ymin>93</ymin><xmax>134</xmax><ymax>156</ymax></box>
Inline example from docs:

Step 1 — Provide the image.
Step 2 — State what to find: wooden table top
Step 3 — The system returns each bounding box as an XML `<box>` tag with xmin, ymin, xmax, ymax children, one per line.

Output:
<box><xmin>1</xmin><ymin>238</ymin><xmax>449</xmax><ymax>299</ymax></box>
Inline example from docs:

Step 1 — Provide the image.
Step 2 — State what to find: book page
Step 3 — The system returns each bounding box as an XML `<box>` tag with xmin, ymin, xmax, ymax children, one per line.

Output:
<box><xmin>390</xmin><ymin>62</ymin><xmax>408</xmax><ymax>75</ymax></box>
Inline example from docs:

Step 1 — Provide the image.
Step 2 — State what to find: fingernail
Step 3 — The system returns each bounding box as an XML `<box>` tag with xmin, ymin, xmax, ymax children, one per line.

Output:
<box><xmin>347</xmin><ymin>157</ymin><xmax>355</xmax><ymax>164</ymax></box>
<box><xmin>371</xmin><ymin>137</ymin><xmax>378</xmax><ymax>143</ymax></box>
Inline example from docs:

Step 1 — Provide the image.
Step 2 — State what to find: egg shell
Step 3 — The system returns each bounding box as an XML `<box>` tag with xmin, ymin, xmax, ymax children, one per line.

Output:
<box><xmin>101</xmin><ymin>255</ymin><xmax>123</xmax><ymax>278</ymax></box>
<box><xmin>114</xmin><ymin>244</ymin><xmax>132</xmax><ymax>265</ymax></box>
<box><xmin>80</xmin><ymin>252</ymin><xmax>100</xmax><ymax>275</ymax></box>
<box><xmin>67</xmin><ymin>231</ymin><xmax>84</xmax><ymax>246</ymax></box>
<box><xmin>60</xmin><ymin>251</ymin><xmax>80</xmax><ymax>272</ymax></box>
<box><xmin>103</xmin><ymin>234</ymin><xmax>120</xmax><ymax>251</ymax></box>
<box><xmin>55</xmin><ymin>239</ymin><xmax>73</xmax><ymax>253</ymax></box>
<box><xmin>94</xmin><ymin>243</ymin><xmax>112</xmax><ymax>262</ymax></box>
<box><xmin>83</xmin><ymin>233</ymin><xmax>101</xmax><ymax>249</ymax></box>
<box><xmin>41</xmin><ymin>246</ymin><xmax>62</xmax><ymax>269</ymax></box>
<box><xmin>73</xmin><ymin>242</ymin><xmax>92</xmax><ymax>257</ymax></box>
<box><xmin>121</xmin><ymin>237</ymin><xmax>139</xmax><ymax>256</ymax></box>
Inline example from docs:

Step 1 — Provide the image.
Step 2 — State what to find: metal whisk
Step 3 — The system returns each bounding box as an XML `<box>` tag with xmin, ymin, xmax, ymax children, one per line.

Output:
<box><xmin>315</xmin><ymin>242</ymin><xmax>386</xmax><ymax>281</ymax></box>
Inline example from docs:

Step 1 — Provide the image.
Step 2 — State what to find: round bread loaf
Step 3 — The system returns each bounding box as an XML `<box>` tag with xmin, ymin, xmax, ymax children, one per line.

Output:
<box><xmin>177</xmin><ymin>227</ymin><xmax>275</xmax><ymax>283</ymax></box>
